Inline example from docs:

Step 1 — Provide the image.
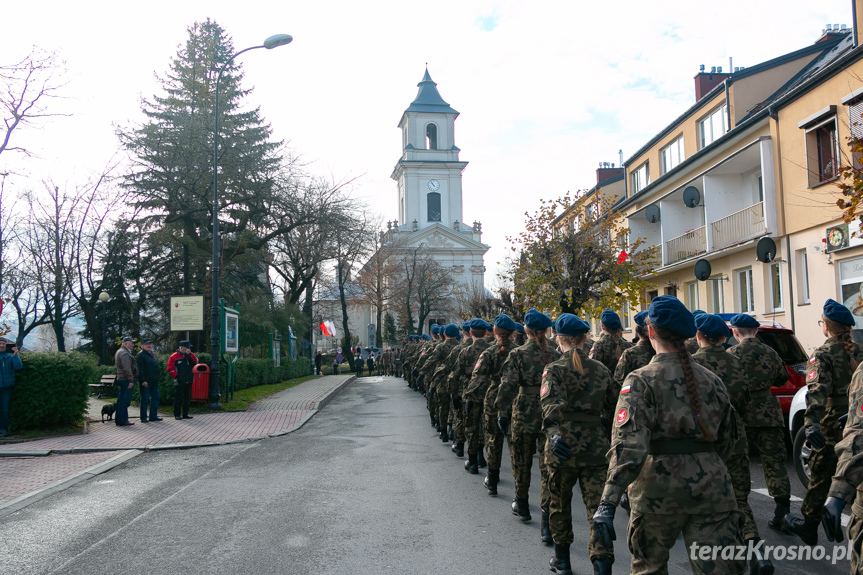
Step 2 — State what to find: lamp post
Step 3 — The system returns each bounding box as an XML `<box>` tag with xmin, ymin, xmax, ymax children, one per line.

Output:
<box><xmin>98</xmin><ymin>291</ymin><xmax>110</xmax><ymax>365</ymax></box>
<box><xmin>211</xmin><ymin>33</ymin><xmax>292</xmax><ymax>409</ymax></box>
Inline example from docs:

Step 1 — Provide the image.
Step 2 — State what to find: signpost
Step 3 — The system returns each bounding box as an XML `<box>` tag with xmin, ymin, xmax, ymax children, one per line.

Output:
<box><xmin>170</xmin><ymin>295</ymin><xmax>204</xmax><ymax>332</ymax></box>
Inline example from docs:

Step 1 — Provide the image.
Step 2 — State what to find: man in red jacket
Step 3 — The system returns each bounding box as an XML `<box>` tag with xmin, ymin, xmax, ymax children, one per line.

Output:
<box><xmin>167</xmin><ymin>340</ymin><xmax>198</xmax><ymax>420</ymax></box>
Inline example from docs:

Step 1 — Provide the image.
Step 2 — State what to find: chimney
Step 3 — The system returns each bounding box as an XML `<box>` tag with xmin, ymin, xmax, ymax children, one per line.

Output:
<box><xmin>817</xmin><ymin>22</ymin><xmax>850</xmax><ymax>43</ymax></box>
<box><xmin>694</xmin><ymin>65</ymin><xmax>730</xmax><ymax>101</ymax></box>
<box><xmin>596</xmin><ymin>162</ymin><xmax>624</xmax><ymax>185</ymax></box>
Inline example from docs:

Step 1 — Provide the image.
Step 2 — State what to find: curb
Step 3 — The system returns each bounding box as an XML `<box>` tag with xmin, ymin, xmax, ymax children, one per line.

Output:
<box><xmin>0</xmin><ymin>450</ymin><xmax>141</xmax><ymax>518</ymax></box>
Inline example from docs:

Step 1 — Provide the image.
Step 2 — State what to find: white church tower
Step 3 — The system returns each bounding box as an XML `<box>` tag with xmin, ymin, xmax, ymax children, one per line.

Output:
<box><xmin>384</xmin><ymin>68</ymin><xmax>489</xmax><ymax>291</ymax></box>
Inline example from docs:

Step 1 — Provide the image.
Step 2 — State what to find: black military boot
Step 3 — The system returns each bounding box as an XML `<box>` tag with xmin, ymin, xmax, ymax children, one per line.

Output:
<box><xmin>439</xmin><ymin>428</ymin><xmax>448</xmax><ymax>442</ymax></box>
<box><xmin>594</xmin><ymin>559</ymin><xmax>613</xmax><ymax>575</ymax></box>
<box><xmin>477</xmin><ymin>450</ymin><xmax>487</xmax><ymax>468</ymax></box>
<box><xmin>783</xmin><ymin>513</ymin><xmax>819</xmax><ymax>546</ymax></box>
<box><xmin>464</xmin><ymin>452</ymin><xmax>478</xmax><ymax>474</ymax></box>
<box><xmin>746</xmin><ymin>538</ymin><xmax>774</xmax><ymax>575</ymax></box>
<box><xmin>512</xmin><ymin>495</ymin><xmax>531</xmax><ymax>521</ymax></box>
<box><xmin>549</xmin><ymin>542</ymin><xmax>573</xmax><ymax>575</ymax></box>
<box><xmin>540</xmin><ymin>510</ymin><xmax>553</xmax><ymax>545</ymax></box>
<box><xmin>451</xmin><ymin>440</ymin><xmax>458</xmax><ymax>452</ymax></box>
<box><xmin>768</xmin><ymin>497</ymin><xmax>791</xmax><ymax>533</ymax></box>
<box><xmin>430</xmin><ymin>413</ymin><xmax>436</xmax><ymax>427</ymax></box>
<box><xmin>484</xmin><ymin>468</ymin><xmax>499</xmax><ymax>496</ymax></box>
<box><xmin>455</xmin><ymin>442</ymin><xmax>465</xmax><ymax>458</ymax></box>
<box><xmin>448</xmin><ymin>424</ymin><xmax>454</xmax><ymax>441</ymax></box>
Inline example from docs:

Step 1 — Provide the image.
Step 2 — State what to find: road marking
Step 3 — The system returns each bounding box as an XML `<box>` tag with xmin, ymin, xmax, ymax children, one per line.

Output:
<box><xmin>752</xmin><ymin>488</ymin><xmax>850</xmax><ymax>526</ymax></box>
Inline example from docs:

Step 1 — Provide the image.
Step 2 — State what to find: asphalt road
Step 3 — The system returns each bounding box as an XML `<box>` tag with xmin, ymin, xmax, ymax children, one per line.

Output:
<box><xmin>0</xmin><ymin>375</ymin><xmax>852</xmax><ymax>574</ymax></box>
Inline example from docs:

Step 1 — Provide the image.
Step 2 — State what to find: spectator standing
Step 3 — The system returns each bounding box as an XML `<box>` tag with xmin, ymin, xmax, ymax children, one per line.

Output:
<box><xmin>136</xmin><ymin>339</ymin><xmax>163</xmax><ymax>422</ymax></box>
<box><xmin>167</xmin><ymin>340</ymin><xmax>198</xmax><ymax>420</ymax></box>
<box><xmin>114</xmin><ymin>336</ymin><xmax>138</xmax><ymax>426</ymax></box>
<box><xmin>315</xmin><ymin>351</ymin><xmax>323</xmax><ymax>375</ymax></box>
<box><xmin>0</xmin><ymin>337</ymin><xmax>23</xmax><ymax>437</ymax></box>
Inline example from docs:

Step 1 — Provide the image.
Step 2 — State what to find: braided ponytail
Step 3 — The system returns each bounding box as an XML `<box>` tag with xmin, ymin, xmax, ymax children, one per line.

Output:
<box><xmin>526</xmin><ymin>327</ymin><xmax>554</xmax><ymax>363</ymax></box>
<box><xmin>825</xmin><ymin>317</ymin><xmax>860</xmax><ymax>371</ymax></box>
<box><xmin>495</xmin><ymin>327</ymin><xmax>514</xmax><ymax>357</ymax></box>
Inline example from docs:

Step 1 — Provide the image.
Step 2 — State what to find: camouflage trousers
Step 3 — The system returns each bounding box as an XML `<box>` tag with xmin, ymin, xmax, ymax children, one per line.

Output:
<box><xmin>509</xmin><ymin>431</ymin><xmax>549</xmax><ymax>510</ymax></box>
<box><xmin>746</xmin><ymin>426</ymin><xmax>791</xmax><ymax>501</ymax></box>
<box><xmin>547</xmin><ymin>465</ymin><xmax>612</xmax><ymax>562</ymax></box>
<box><xmin>801</xmin><ymin>444</ymin><xmax>839</xmax><ymax>520</ymax></box>
<box><xmin>465</xmin><ymin>404</ymin><xmax>483</xmax><ymax>455</ymax></box>
<box><xmin>628</xmin><ymin>510</ymin><xmax>745</xmax><ymax>575</ymax></box>
<box><xmin>451</xmin><ymin>396</ymin><xmax>465</xmax><ymax>442</ymax></box>
<box><xmin>436</xmin><ymin>390</ymin><xmax>450</xmax><ymax>435</ymax></box>
<box><xmin>726</xmin><ymin>453</ymin><xmax>758</xmax><ymax>541</ymax></box>
<box><xmin>484</xmin><ymin>411</ymin><xmax>505</xmax><ymax>471</ymax></box>
<box><xmin>848</xmin><ymin>512</ymin><xmax>863</xmax><ymax>575</ymax></box>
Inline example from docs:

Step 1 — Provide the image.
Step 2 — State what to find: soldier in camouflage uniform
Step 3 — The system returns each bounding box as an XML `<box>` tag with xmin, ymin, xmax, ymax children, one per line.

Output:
<box><xmin>589</xmin><ymin>309</ymin><xmax>633</xmax><ymax>375</ymax></box>
<box><xmin>822</xmin><ymin>360</ymin><xmax>863</xmax><ymax>571</ymax></box>
<box><xmin>446</xmin><ymin>322</ymin><xmax>475</xmax><ymax>453</ymax></box>
<box><xmin>593</xmin><ymin>296</ymin><xmax>745</xmax><ymax>575</ymax></box>
<box><xmin>725</xmin><ymin>313</ymin><xmax>792</xmax><ymax>535</ymax></box>
<box><xmin>426</xmin><ymin>325</ymin><xmax>461</xmax><ymax>443</ymax></box>
<box><xmin>693</xmin><ymin>314</ymin><xmax>773</xmax><ymax>575</ymax></box>
<box><xmin>541</xmin><ymin>314</ymin><xmax>617</xmax><ymax>575</ymax></box>
<box><xmin>497</xmin><ymin>308</ymin><xmax>561</xmax><ymax>525</ymax></box>
<box><xmin>435</xmin><ymin>324</ymin><xmax>468</xmax><ymax>448</ymax></box>
<box><xmin>417</xmin><ymin>327</ymin><xmax>443</xmax><ymax>418</ymax></box>
<box><xmin>465</xmin><ymin>314</ymin><xmax>520</xmax><ymax>496</ymax></box>
<box><xmin>449</xmin><ymin>318</ymin><xmax>492</xmax><ymax>469</ymax></box>
<box><xmin>613</xmin><ymin>310</ymin><xmax>654</xmax><ymax>394</ymax></box>
<box><xmin>786</xmin><ymin>299</ymin><xmax>863</xmax><ymax>545</ymax></box>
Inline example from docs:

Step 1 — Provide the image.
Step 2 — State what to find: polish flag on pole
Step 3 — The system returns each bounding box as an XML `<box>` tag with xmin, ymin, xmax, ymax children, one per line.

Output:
<box><xmin>325</xmin><ymin>320</ymin><xmax>337</xmax><ymax>338</ymax></box>
<box><xmin>319</xmin><ymin>322</ymin><xmax>331</xmax><ymax>336</ymax></box>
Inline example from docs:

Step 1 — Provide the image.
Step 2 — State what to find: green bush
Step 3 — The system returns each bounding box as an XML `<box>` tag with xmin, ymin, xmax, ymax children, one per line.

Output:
<box><xmin>8</xmin><ymin>352</ymin><xmax>98</xmax><ymax>431</ymax></box>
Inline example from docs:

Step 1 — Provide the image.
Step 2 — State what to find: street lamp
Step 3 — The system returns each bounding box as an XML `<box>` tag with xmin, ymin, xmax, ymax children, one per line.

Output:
<box><xmin>211</xmin><ymin>33</ymin><xmax>293</xmax><ymax>409</ymax></box>
<box><xmin>98</xmin><ymin>291</ymin><xmax>110</xmax><ymax>365</ymax></box>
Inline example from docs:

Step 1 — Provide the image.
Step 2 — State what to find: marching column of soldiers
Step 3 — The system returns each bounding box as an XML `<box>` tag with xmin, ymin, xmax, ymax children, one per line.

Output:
<box><xmin>394</xmin><ymin>296</ymin><xmax>863</xmax><ymax>575</ymax></box>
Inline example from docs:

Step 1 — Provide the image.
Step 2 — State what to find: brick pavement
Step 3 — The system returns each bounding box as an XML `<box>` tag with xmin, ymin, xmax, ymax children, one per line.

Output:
<box><xmin>0</xmin><ymin>374</ymin><xmax>354</xmax><ymax>513</ymax></box>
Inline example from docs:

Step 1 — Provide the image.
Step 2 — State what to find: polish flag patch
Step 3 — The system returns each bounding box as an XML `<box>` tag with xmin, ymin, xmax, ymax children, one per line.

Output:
<box><xmin>621</xmin><ymin>384</ymin><xmax>631</xmax><ymax>394</ymax></box>
<box><xmin>542</xmin><ymin>370</ymin><xmax>548</xmax><ymax>378</ymax></box>
<box><xmin>809</xmin><ymin>357</ymin><xmax>817</xmax><ymax>364</ymax></box>
<box><xmin>616</xmin><ymin>407</ymin><xmax>630</xmax><ymax>425</ymax></box>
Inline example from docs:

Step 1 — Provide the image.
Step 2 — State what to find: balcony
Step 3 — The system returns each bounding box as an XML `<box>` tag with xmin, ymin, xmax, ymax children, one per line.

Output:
<box><xmin>666</xmin><ymin>226</ymin><xmax>707</xmax><ymax>265</ymax></box>
<box><xmin>710</xmin><ymin>201</ymin><xmax>765</xmax><ymax>250</ymax></box>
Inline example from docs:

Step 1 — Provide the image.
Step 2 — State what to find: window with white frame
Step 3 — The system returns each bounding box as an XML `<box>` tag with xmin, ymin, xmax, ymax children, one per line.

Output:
<box><xmin>769</xmin><ymin>262</ymin><xmax>784</xmax><ymax>312</ymax></box>
<box><xmin>797</xmin><ymin>249</ymin><xmax>810</xmax><ymax>304</ymax></box>
<box><xmin>631</xmin><ymin>162</ymin><xmax>649</xmax><ymax>194</ymax></box>
<box><xmin>708</xmin><ymin>276</ymin><xmax>724</xmax><ymax>313</ymax></box>
<box><xmin>621</xmin><ymin>301</ymin><xmax>631</xmax><ymax>330</ymax></box>
<box><xmin>686</xmin><ymin>281</ymin><xmax>699</xmax><ymax>311</ymax></box>
<box><xmin>804</xmin><ymin>117</ymin><xmax>839</xmax><ymax>186</ymax></box>
<box><xmin>661</xmin><ymin>136</ymin><xmax>684</xmax><ymax>175</ymax></box>
<box><xmin>735</xmin><ymin>267</ymin><xmax>754</xmax><ymax>314</ymax></box>
<box><xmin>699</xmin><ymin>104</ymin><xmax>728</xmax><ymax>149</ymax></box>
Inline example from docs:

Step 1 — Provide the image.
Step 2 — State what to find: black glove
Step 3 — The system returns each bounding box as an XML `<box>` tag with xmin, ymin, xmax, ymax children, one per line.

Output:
<box><xmin>805</xmin><ymin>424</ymin><xmax>827</xmax><ymax>450</ymax></box>
<box><xmin>619</xmin><ymin>492</ymin><xmax>631</xmax><ymax>515</ymax></box>
<box><xmin>592</xmin><ymin>501</ymin><xmax>617</xmax><ymax>549</ymax></box>
<box><xmin>465</xmin><ymin>399</ymin><xmax>474</xmax><ymax>416</ymax></box>
<box><xmin>548</xmin><ymin>433</ymin><xmax>572</xmax><ymax>461</ymax></box>
<box><xmin>497</xmin><ymin>415</ymin><xmax>510</xmax><ymax>436</ymax></box>
<box><xmin>823</xmin><ymin>496</ymin><xmax>846</xmax><ymax>543</ymax></box>
<box><xmin>452</xmin><ymin>396</ymin><xmax>462</xmax><ymax>410</ymax></box>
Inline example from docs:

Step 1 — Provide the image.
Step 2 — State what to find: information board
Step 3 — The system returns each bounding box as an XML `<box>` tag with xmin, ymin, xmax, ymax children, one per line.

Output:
<box><xmin>170</xmin><ymin>295</ymin><xmax>204</xmax><ymax>331</ymax></box>
<box><xmin>225</xmin><ymin>311</ymin><xmax>239</xmax><ymax>353</ymax></box>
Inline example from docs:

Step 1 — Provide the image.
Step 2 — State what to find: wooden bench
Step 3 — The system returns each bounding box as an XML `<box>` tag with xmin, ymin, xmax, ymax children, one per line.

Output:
<box><xmin>89</xmin><ymin>375</ymin><xmax>117</xmax><ymax>398</ymax></box>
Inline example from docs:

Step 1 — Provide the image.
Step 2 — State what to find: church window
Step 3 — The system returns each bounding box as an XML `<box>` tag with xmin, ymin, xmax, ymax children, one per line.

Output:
<box><xmin>427</xmin><ymin>192</ymin><xmax>441</xmax><ymax>221</ymax></box>
<box><xmin>426</xmin><ymin>123</ymin><xmax>438</xmax><ymax>150</ymax></box>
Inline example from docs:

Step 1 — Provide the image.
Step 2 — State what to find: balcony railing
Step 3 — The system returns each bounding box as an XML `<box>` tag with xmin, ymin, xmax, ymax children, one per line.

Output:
<box><xmin>666</xmin><ymin>226</ymin><xmax>707</xmax><ymax>265</ymax></box>
<box><xmin>711</xmin><ymin>201</ymin><xmax>765</xmax><ymax>250</ymax></box>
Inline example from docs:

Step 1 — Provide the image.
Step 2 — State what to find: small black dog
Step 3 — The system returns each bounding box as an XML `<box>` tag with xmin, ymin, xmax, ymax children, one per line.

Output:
<box><xmin>101</xmin><ymin>403</ymin><xmax>116</xmax><ymax>422</ymax></box>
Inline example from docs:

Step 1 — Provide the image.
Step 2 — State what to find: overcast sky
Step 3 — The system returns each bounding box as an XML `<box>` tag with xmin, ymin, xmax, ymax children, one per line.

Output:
<box><xmin>1</xmin><ymin>0</ymin><xmax>855</xmax><ymax>286</ymax></box>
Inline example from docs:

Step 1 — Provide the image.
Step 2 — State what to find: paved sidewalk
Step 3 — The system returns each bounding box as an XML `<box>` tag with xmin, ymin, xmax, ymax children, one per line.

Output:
<box><xmin>0</xmin><ymin>374</ymin><xmax>354</xmax><ymax>515</ymax></box>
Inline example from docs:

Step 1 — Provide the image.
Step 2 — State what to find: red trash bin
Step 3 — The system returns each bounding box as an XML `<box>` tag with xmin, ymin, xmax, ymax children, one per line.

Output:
<box><xmin>191</xmin><ymin>363</ymin><xmax>210</xmax><ymax>401</ymax></box>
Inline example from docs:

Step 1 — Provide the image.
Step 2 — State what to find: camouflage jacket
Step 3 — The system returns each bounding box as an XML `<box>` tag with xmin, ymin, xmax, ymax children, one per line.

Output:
<box><xmin>447</xmin><ymin>337</ymin><xmax>491</xmax><ymax>398</ymax></box>
<box><xmin>424</xmin><ymin>339</ymin><xmax>460</xmax><ymax>390</ymax></box>
<box><xmin>804</xmin><ymin>338</ymin><xmax>863</xmax><ymax>432</ymax></box>
<box><xmin>497</xmin><ymin>339</ymin><xmax>561</xmax><ymax>435</ymax></box>
<box><xmin>589</xmin><ymin>333</ymin><xmax>633</xmax><ymax>374</ymax></box>
<box><xmin>613</xmin><ymin>340</ymin><xmax>655</xmax><ymax>393</ymax></box>
<box><xmin>727</xmin><ymin>338</ymin><xmax>786</xmax><ymax>428</ymax></box>
<box><xmin>828</xmin><ymin>366</ymin><xmax>863</xmax><ymax>512</ymax></box>
<box><xmin>432</xmin><ymin>339</ymin><xmax>467</xmax><ymax>392</ymax></box>
<box><xmin>692</xmin><ymin>344</ymin><xmax>751</xmax><ymax>455</ymax></box>
<box><xmin>541</xmin><ymin>349</ymin><xmax>616</xmax><ymax>468</ymax></box>
<box><xmin>415</xmin><ymin>340</ymin><xmax>442</xmax><ymax>375</ymax></box>
<box><xmin>602</xmin><ymin>353</ymin><xmax>739</xmax><ymax>515</ymax></box>
<box><xmin>465</xmin><ymin>340</ymin><xmax>518</xmax><ymax>417</ymax></box>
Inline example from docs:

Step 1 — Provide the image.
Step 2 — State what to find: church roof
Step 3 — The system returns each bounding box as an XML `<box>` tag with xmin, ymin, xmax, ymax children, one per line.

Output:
<box><xmin>403</xmin><ymin>68</ymin><xmax>459</xmax><ymax>116</ymax></box>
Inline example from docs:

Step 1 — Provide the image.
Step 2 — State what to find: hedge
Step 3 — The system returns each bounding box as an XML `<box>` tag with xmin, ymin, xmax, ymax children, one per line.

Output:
<box><xmin>5</xmin><ymin>353</ymin><xmax>310</xmax><ymax>433</ymax></box>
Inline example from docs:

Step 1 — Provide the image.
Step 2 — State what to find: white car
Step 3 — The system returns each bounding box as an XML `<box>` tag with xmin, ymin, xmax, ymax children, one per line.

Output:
<box><xmin>787</xmin><ymin>386</ymin><xmax>811</xmax><ymax>488</ymax></box>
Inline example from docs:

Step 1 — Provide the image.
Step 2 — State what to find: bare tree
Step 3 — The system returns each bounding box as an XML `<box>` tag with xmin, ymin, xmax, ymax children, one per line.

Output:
<box><xmin>391</xmin><ymin>244</ymin><xmax>454</xmax><ymax>335</ymax></box>
<box><xmin>354</xmin><ymin>229</ymin><xmax>395</xmax><ymax>347</ymax></box>
<box><xmin>0</xmin><ymin>47</ymin><xmax>68</xmax><ymax>160</ymax></box>
<box><xmin>453</xmin><ymin>281</ymin><xmax>502</xmax><ymax>321</ymax></box>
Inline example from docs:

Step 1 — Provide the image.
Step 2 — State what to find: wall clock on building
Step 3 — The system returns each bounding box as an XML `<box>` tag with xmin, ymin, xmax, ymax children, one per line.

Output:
<box><xmin>427</xmin><ymin>179</ymin><xmax>440</xmax><ymax>191</ymax></box>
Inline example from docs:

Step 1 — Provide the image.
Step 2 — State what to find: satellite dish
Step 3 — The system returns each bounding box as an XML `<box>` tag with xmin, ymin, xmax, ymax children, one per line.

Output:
<box><xmin>645</xmin><ymin>204</ymin><xmax>660</xmax><ymax>223</ymax></box>
<box><xmin>694</xmin><ymin>259</ymin><xmax>712</xmax><ymax>281</ymax></box>
<box><xmin>756</xmin><ymin>237</ymin><xmax>777</xmax><ymax>263</ymax></box>
<box><xmin>683</xmin><ymin>186</ymin><xmax>701</xmax><ymax>208</ymax></box>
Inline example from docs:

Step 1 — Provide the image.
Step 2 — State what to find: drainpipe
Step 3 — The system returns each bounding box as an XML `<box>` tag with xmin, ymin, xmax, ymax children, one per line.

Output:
<box><xmin>724</xmin><ymin>78</ymin><xmax>732</xmax><ymax>130</ymax></box>
<box><xmin>785</xmin><ymin>235</ymin><xmax>795</xmax><ymax>333</ymax></box>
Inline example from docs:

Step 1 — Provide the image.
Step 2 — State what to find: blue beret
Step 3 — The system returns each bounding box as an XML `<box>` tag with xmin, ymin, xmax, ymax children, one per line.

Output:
<box><xmin>692</xmin><ymin>309</ymin><xmax>706</xmax><ymax>317</ymax></box>
<box><xmin>421</xmin><ymin>334</ymin><xmax>431</xmax><ymax>340</ymax></box>
<box><xmin>600</xmin><ymin>309</ymin><xmax>623</xmax><ymax>331</ymax></box>
<box><xmin>515</xmin><ymin>323</ymin><xmax>525</xmax><ymax>334</ymax></box>
<box><xmin>456</xmin><ymin>332</ymin><xmax>463</xmax><ymax>340</ymax></box>
<box><xmin>485</xmin><ymin>320</ymin><xmax>495</xmax><ymax>330</ymax></box>
<box><xmin>634</xmin><ymin>310</ymin><xmax>649</xmax><ymax>327</ymax></box>
<box><xmin>648</xmin><ymin>295</ymin><xmax>696</xmax><ymax>339</ymax></box>
<box><xmin>494</xmin><ymin>314</ymin><xmax>518</xmax><ymax>331</ymax></box>
<box><xmin>695</xmin><ymin>314</ymin><xmax>730</xmax><ymax>339</ymax></box>
<box><xmin>443</xmin><ymin>323</ymin><xmax>460</xmax><ymax>337</ymax></box>
<box><xmin>523</xmin><ymin>307</ymin><xmax>553</xmax><ymax>330</ymax></box>
<box><xmin>431</xmin><ymin>324</ymin><xmax>440</xmax><ymax>335</ymax></box>
<box><xmin>729</xmin><ymin>314</ymin><xmax>760</xmax><ymax>329</ymax></box>
<box><xmin>469</xmin><ymin>318</ymin><xmax>488</xmax><ymax>331</ymax></box>
<box><xmin>462</xmin><ymin>321</ymin><xmax>471</xmax><ymax>332</ymax></box>
<box><xmin>824</xmin><ymin>299</ymin><xmax>855</xmax><ymax>326</ymax></box>
<box><xmin>554</xmin><ymin>313</ymin><xmax>591</xmax><ymax>336</ymax></box>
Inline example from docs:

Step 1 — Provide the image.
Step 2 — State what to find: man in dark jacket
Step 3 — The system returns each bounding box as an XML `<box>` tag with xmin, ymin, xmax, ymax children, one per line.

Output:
<box><xmin>136</xmin><ymin>339</ymin><xmax>162</xmax><ymax>422</ymax></box>
<box><xmin>167</xmin><ymin>340</ymin><xmax>198</xmax><ymax>420</ymax></box>
<box><xmin>0</xmin><ymin>337</ymin><xmax>23</xmax><ymax>437</ymax></box>
<box><xmin>315</xmin><ymin>351</ymin><xmax>323</xmax><ymax>375</ymax></box>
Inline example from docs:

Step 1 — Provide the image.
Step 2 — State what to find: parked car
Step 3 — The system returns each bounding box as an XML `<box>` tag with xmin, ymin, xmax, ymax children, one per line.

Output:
<box><xmin>788</xmin><ymin>386</ymin><xmax>812</xmax><ymax>487</ymax></box>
